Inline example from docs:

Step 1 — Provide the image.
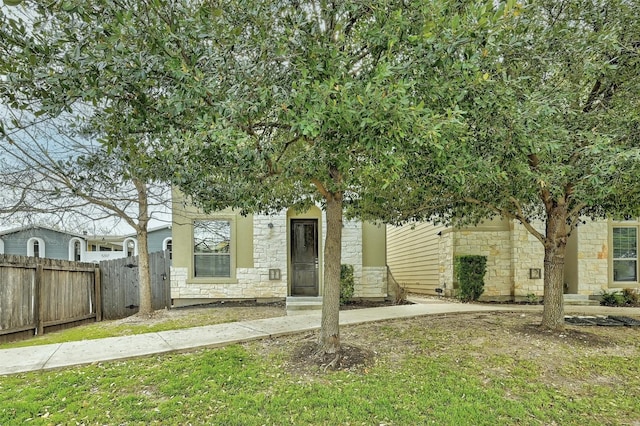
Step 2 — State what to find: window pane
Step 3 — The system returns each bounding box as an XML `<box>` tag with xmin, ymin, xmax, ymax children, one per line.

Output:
<box><xmin>614</xmin><ymin>260</ymin><xmax>637</xmax><ymax>282</ymax></box>
<box><xmin>195</xmin><ymin>254</ymin><xmax>231</xmax><ymax>277</ymax></box>
<box><xmin>193</xmin><ymin>220</ymin><xmax>232</xmax><ymax>278</ymax></box>
<box><xmin>613</xmin><ymin>227</ymin><xmax>637</xmax><ymax>259</ymax></box>
<box><xmin>194</xmin><ymin>221</ymin><xmax>230</xmax><ymax>254</ymax></box>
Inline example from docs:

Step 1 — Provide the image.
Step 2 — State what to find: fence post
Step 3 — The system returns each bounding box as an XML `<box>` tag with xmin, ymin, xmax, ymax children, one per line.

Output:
<box><xmin>94</xmin><ymin>267</ymin><xmax>102</xmax><ymax>322</ymax></box>
<box><xmin>34</xmin><ymin>263</ymin><xmax>44</xmax><ymax>336</ymax></box>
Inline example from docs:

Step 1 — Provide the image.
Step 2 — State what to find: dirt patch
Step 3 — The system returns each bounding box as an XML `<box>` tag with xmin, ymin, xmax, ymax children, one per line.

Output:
<box><xmin>290</xmin><ymin>342</ymin><xmax>376</xmax><ymax>372</ymax></box>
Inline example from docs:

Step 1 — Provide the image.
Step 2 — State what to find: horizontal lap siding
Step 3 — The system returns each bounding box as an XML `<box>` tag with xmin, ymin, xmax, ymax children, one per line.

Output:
<box><xmin>387</xmin><ymin>223</ymin><xmax>445</xmax><ymax>295</ymax></box>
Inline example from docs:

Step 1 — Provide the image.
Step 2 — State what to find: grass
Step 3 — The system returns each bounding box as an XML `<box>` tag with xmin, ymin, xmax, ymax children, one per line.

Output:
<box><xmin>1</xmin><ymin>312</ymin><xmax>639</xmax><ymax>425</ymax></box>
<box><xmin>0</xmin><ymin>305</ymin><xmax>284</xmax><ymax>349</ymax></box>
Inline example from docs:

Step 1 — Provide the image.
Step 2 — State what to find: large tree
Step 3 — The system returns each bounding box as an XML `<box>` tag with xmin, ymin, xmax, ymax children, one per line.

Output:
<box><xmin>156</xmin><ymin>0</ymin><xmax>508</xmax><ymax>355</ymax></box>
<box><xmin>388</xmin><ymin>0</ymin><xmax>640</xmax><ymax>330</ymax></box>
<box><xmin>0</xmin><ymin>6</ymin><xmax>172</xmax><ymax>316</ymax></box>
<box><xmin>0</xmin><ymin>0</ymin><xmax>508</xmax><ymax>353</ymax></box>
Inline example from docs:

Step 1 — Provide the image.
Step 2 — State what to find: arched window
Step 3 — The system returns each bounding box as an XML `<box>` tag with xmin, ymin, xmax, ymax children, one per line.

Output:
<box><xmin>27</xmin><ymin>237</ymin><xmax>45</xmax><ymax>258</ymax></box>
<box><xmin>0</xmin><ymin>238</ymin><xmax>4</xmax><ymax>255</ymax></box>
<box><xmin>68</xmin><ymin>238</ymin><xmax>85</xmax><ymax>261</ymax></box>
<box><xmin>122</xmin><ymin>237</ymin><xmax>138</xmax><ymax>257</ymax></box>
<box><xmin>162</xmin><ymin>237</ymin><xmax>172</xmax><ymax>259</ymax></box>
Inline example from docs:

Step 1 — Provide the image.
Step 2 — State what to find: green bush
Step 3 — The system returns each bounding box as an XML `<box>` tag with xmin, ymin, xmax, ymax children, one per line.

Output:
<box><xmin>600</xmin><ymin>290</ymin><xmax>625</xmax><ymax>306</ymax></box>
<box><xmin>455</xmin><ymin>255</ymin><xmax>487</xmax><ymax>302</ymax></box>
<box><xmin>340</xmin><ymin>264</ymin><xmax>355</xmax><ymax>305</ymax></box>
<box><xmin>622</xmin><ymin>288</ymin><xmax>640</xmax><ymax>306</ymax></box>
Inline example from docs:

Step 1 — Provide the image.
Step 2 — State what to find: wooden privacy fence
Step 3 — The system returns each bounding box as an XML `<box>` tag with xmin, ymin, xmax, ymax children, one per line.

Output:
<box><xmin>0</xmin><ymin>251</ymin><xmax>171</xmax><ymax>343</ymax></box>
<box><xmin>100</xmin><ymin>251</ymin><xmax>171</xmax><ymax>320</ymax></box>
<box><xmin>0</xmin><ymin>254</ymin><xmax>100</xmax><ymax>343</ymax></box>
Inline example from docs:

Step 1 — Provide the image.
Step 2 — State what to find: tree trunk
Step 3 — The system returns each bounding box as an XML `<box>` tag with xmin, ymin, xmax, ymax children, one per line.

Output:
<box><xmin>134</xmin><ymin>178</ymin><xmax>153</xmax><ymax>316</ymax></box>
<box><xmin>319</xmin><ymin>192</ymin><xmax>343</xmax><ymax>354</ymax></box>
<box><xmin>540</xmin><ymin>207</ymin><xmax>568</xmax><ymax>330</ymax></box>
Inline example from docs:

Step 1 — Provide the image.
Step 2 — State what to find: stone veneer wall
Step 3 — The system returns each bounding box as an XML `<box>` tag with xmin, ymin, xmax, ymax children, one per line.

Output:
<box><xmin>438</xmin><ymin>229</ymin><xmax>454</xmax><ymax>295</ymax></box>
<box><xmin>171</xmin><ymin>212</ymin><xmax>387</xmax><ymax>301</ymax></box>
<box><xmin>510</xmin><ymin>221</ymin><xmax>545</xmax><ymax>298</ymax></box>
<box><xmin>575</xmin><ymin>220</ymin><xmax>609</xmax><ymax>294</ymax></box>
<box><xmin>453</xmin><ymin>229</ymin><xmax>514</xmax><ymax>299</ymax></box>
<box><xmin>433</xmin><ymin>219</ymin><xmax>615</xmax><ymax>301</ymax></box>
<box><xmin>438</xmin><ymin>221</ymin><xmax>546</xmax><ymax>301</ymax></box>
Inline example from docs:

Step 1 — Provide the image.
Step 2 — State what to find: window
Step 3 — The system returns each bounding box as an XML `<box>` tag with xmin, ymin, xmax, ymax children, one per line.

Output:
<box><xmin>27</xmin><ymin>238</ymin><xmax>45</xmax><ymax>258</ymax></box>
<box><xmin>74</xmin><ymin>241</ymin><xmax>81</xmax><ymax>261</ymax></box>
<box><xmin>194</xmin><ymin>220</ymin><xmax>231</xmax><ymax>277</ymax></box>
<box><xmin>613</xmin><ymin>227</ymin><xmax>637</xmax><ymax>282</ymax></box>
<box><xmin>163</xmin><ymin>238</ymin><xmax>173</xmax><ymax>260</ymax></box>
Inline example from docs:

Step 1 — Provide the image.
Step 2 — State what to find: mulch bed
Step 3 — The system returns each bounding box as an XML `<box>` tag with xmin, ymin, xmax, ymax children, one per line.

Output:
<box><xmin>564</xmin><ymin>315</ymin><xmax>640</xmax><ymax>327</ymax></box>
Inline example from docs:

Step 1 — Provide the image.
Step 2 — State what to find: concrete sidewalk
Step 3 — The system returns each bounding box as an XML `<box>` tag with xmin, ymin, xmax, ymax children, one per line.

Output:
<box><xmin>1</xmin><ymin>299</ymin><xmax>638</xmax><ymax>376</ymax></box>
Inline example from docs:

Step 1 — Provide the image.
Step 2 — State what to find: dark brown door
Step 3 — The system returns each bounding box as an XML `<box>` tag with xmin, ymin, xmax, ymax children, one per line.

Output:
<box><xmin>291</xmin><ymin>219</ymin><xmax>319</xmax><ymax>296</ymax></box>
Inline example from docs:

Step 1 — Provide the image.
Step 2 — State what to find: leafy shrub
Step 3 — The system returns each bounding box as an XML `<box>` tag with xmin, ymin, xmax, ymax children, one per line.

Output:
<box><xmin>340</xmin><ymin>264</ymin><xmax>355</xmax><ymax>305</ymax></box>
<box><xmin>600</xmin><ymin>290</ymin><xmax>626</xmax><ymax>306</ymax></box>
<box><xmin>525</xmin><ymin>293</ymin><xmax>539</xmax><ymax>304</ymax></box>
<box><xmin>622</xmin><ymin>288</ymin><xmax>640</xmax><ymax>306</ymax></box>
<box><xmin>455</xmin><ymin>255</ymin><xmax>487</xmax><ymax>302</ymax></box>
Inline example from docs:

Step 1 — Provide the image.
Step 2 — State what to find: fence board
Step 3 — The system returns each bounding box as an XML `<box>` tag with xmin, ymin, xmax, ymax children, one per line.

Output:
<box><xmin>0</xmin><ymin>254</ymin><xmax>98</xmax><ymax>343</ymax></box>
<box><xmin>1</xmin><ymin>251</ymin><xmax>170</xmax><ymax>342</ymax></box>
<box><xmin>100</xmin><ymin>251</ymin><xmax>171</xmax><ymax>320</ymax></box>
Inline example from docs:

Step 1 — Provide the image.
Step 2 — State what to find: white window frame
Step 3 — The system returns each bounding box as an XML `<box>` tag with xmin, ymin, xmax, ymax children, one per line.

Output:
<box><xmin>68</xmin><ymin>238</ymin><xmax>86</xmax><ymax>262</ymax></box>
<box><xmin>611</xmin><ymin>223</ymin><xmax>639</xmax><ymax>286</ymax></box>
<box><xmin>27</xmin><ymin>237</ymin><xmax>45</xmax><ymax>258</ymax></box>
<box><xmin>122</xmin><ymin>237</ymin><xmax>138</xmax><ymax>257</ymax></box>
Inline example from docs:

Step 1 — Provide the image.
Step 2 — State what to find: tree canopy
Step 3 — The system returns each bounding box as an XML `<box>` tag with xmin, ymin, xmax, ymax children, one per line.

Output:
<box><xmin>386</xmin><ymin>0</ymin><xmax>640</xmax><ymax>329</ymax></box>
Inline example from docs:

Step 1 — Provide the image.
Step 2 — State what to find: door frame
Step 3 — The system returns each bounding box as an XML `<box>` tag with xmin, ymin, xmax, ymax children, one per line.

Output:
<box><xmin>287</xmin><ymin>206</ymin><xmax>323</xmax><ymax>296</ymax></box>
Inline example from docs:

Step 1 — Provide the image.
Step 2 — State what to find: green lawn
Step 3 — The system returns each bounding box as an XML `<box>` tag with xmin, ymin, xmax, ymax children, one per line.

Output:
<box><xmin>0</xmin><ymin>304</ymin><xmax>285</xmax><ymax>349</ymax></box>
<box><xmin>1</xmin><ymin>312</ymin><xmax>638</xmax><ymax>425</ymax></box>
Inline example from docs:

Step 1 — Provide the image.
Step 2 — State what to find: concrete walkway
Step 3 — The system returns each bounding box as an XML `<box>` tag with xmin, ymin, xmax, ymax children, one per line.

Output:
<box><xmin>1</xmin><ymin>298</ymin><xmax>638</xmax><ymax>376</ymax></box>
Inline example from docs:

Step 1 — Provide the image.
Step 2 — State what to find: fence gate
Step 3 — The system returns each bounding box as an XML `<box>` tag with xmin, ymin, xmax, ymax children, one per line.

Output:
<box><xmin>100</xmin><ymin>251</ymin><xmax>171</xmax><ymax>320</ymax></box>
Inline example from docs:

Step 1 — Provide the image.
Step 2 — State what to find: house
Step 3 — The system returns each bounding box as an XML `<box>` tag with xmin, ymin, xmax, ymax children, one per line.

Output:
<box><xmin>170</xmin><ymin>193</ymin><xmax>388</xmax><ymax>307</ymax></box>
<box><xmin>387</xmin><ymin>217</ymin><xmax>636</xmax><ymax>302</ymax></box>
<box><xmin>83</xmin><ymin>224</ymin><xmax>172</xmax><ymax>262</ymax></box>
<box><xmin>0</xmin><ymin>225</ymin><xmax>87</xmax><ymax>261</ymax></box>
<box><xmin>0</xmin><ymin>224</ymin><xmax>172</xmax><ymax>263</ymax></box>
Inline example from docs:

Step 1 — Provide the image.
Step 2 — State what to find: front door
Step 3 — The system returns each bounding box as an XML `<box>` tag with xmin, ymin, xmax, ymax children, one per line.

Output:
<box><xmin>291</xmin><ymin>219</ymin><xmax>319</xmax><ymax>296</ymax></box>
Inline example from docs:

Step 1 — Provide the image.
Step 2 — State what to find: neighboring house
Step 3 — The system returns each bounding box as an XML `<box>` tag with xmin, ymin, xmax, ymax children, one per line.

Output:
<box><xmin>170</xmin><ymin>193</ymin><xmax>387</xmax><ymax>307</ymax></box>
<box><xmin>0</xmin><ymin>224</ymin><xmax>172</xmax><ymax>263</ymax></box>
<box><xmin>0</xmin><ymin>225</ymin><xmax>87</xmax><ymax>261</ymax></box>
<box><xmin>387</xmin><ymin>217</ymin><xmax>637</xmax><ymax>302</ymax></box>
<box><xmin>84</xmin><ymin>224</ymin><xmax>172</xmax><ymax>262</ymax></box>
